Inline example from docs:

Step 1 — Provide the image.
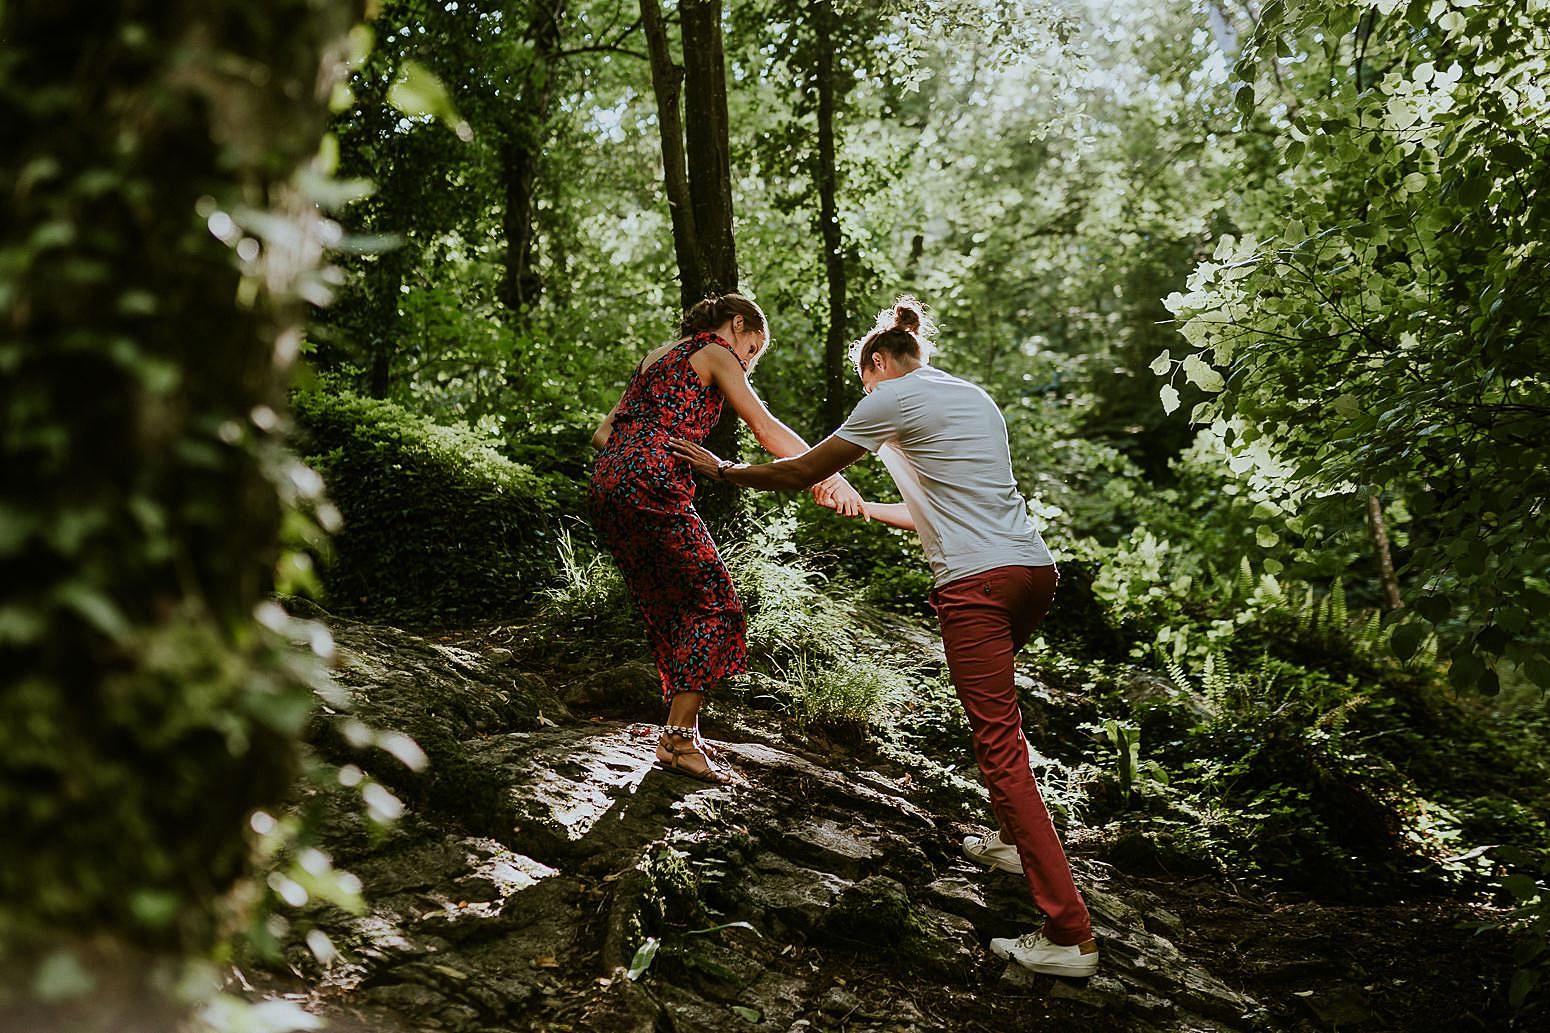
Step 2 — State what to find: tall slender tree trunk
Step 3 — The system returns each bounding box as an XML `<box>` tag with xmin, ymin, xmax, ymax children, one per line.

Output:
<box><xmin>1367</xmin><ymin>494</ymin><xmax>1403</xmax><ymax>610</ymax></box>
<box><xmin>681</xmin><ymin>0</ymin><xmax>741</xmax><ymax>527</ymax></box>
<box><xmin>640</xmin><ymin>0</ymin><xmax>704</xmax><ymax>307</ymax></box>
<box><xmin>642</xmin><ymin>0</ymin><xmax>742</xmax><ymax>532</ymax></box>
<box><xmin>500</xmin><ymin>0</ymin><xmax>567</xmax><ymax>322</ymax></box>
<box><xmin>814</xmin><ymin>0</ymin><xmax>849</xmax><ymax>433</ymax></box>
<box><xmin>679</xmin><ymin>0</ymin><xmax>738</xmax><ymax>295</ymax></box>
<box><xmin>369</xmin><ymin>243</ymin><xmax>406</xmax><ymax>398</ymax></box>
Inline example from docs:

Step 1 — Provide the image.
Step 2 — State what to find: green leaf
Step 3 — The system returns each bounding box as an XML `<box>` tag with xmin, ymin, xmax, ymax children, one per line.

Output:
<box><xmin>1160</xmin><ymin>384</ymin><xmax>1181</xmax><ymax>415</ymax></box>
<box><xmin>388</xmin><ymin>60</ymin><xmax>473</xmax><ymax>141</ymax></box>
<box><xmin>1522</xmin><ymin>657</ymin><xmax>1550</xmax><ymax>690</ymax></box>
<box><xmin>626</xmin><ymin>936</ymin><xmax>659</xmax><ymax>981</ymax></box>
<box><xmin>1508</xmin><ymin>965</ymin><xmax>1540</xmax><ymax>1007</ymax></box>
<box><xmin>55</xmin><ymin>583</ymin><xmax>131</xmax><ymax>641</ymax></box>
<box><xmin>129</xmin><ymin>889</ymin><xmax>182</xmax><ymax>928</ymax></box>
<box><xmin>1476</xmin><ymin>625</ymin><xmax>1509</xmax><ymax>654</ymax></box>
<box><xmin>1234</xmin><ymin>84</ymin><xmax>1256</xmax><ymax>117</ymax></box>
<box><xmin>730</xmin><ymin>1005</ymin><xmax>762</xmax><ymax>1023</ymax></box>
<box><xmin>1448</xmin><ymin>649</ymin><xmax>1485</xmax><ymax>690</ymax></box>
<box><xmin>1148</xmin><ymin>349</ymin><xmax>1171</xmax><ymax>375</ymax></box>
<box><xmin>687</xmin><ymin>920</ymin><xmax>761</xmax><ymax>937</ymax></box>
<box><xmin>1391</xmin><ymin>622</ymin><xmax>1426</xmax><ymax>662</ymax></box>
<box><xmin>0</xmin><ymin>605</ymin><xmax>46</xmax><ymax>645</ymax></box>
<box><xmin>1182</xmin><ymin>353</ymin><xmax>1225</xmax><ymax>392</ymax></box>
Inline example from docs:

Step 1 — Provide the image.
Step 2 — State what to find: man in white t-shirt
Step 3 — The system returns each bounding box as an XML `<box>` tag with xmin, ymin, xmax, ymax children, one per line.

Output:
<box><xmin>670</xmin><ymin>300</ymin><xmax>1098</xmax><ymax>978</ymax></box>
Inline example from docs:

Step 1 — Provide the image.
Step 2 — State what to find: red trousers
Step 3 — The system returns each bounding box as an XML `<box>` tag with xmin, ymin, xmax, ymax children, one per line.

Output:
<box><xmin>930</xmin><ymin>564</ymin><xmax>1093</xmax><ymax>946</ymax></box>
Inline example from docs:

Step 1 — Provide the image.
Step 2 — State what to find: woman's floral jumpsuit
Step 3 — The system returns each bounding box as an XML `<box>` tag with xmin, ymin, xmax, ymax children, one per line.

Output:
<box><xmin>587</xmin><ymin>332</ymin><xmax>749</xmax><ymax>704</ymax></box>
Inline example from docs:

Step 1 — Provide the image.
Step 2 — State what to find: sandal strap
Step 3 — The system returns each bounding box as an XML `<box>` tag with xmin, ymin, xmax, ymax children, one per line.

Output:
<box><xmin>655</xmin><ymin>726</ymin><xmax>731</xmax><ymax>783</ymax></box>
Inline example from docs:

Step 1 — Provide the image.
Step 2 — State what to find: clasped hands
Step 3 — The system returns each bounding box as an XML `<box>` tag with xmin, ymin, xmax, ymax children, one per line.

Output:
<box><xmin>811</xmin><ymin>472</ymin><xmax>866</xmax><ymax>519</ymax></box>
<box><xmin>669</xmin><ymin>437</ymin><xmax>868</xmax><ymax>520</ymax></box>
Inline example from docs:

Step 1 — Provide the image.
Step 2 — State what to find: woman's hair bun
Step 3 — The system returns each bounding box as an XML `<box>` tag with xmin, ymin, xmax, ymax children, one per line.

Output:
<box><xmin>678</xmin><ymin>291</ymin><xmax>767</xmax><ymax>339</ymax></box>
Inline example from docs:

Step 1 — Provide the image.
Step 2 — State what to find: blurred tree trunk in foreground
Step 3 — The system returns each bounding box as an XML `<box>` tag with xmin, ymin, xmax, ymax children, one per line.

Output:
<box><xmin>0</xmin><ymin>1</ymin><xmax>361</xmax><ymax>1027</ymax></box>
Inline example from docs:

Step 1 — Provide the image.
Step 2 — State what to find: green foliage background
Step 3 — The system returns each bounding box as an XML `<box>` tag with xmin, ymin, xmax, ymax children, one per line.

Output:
<box><xmin>5</xmin><ymin>0</ymin><xmax>1550</xmax><ymax>1022</ymax></box>
<box><xmin>292</xmin><ymin>390</ymin><xmax>576</xmax><ymax>624</ymax></box>
<box><xmin>296</xmin><ymin>0</ymin><xmax>1548</xmax><ymax>1008</ymax></box>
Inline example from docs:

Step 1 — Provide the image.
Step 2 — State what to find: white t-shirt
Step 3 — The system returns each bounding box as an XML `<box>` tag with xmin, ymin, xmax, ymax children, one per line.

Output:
<box><xmin>834</xmin><ymin>364</ymin><xmax>1053</xmax><ymax>587</ymax></box>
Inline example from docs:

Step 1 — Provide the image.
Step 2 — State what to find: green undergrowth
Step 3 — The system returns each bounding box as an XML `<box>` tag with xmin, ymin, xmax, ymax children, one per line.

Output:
<box><xmin>523</xmin><ymin>506</ymin><xmax>912</xmax><ymax>735</ymax></box>
<box><xmin>287</xmin><ymin>397</ymin><xmax>1549</xmax><ymax>1013</ymax></box>
<box><xmin>1017</xmin><ymin>583</ymin><xmax>1550</xmax><ymax>909</ymax></box>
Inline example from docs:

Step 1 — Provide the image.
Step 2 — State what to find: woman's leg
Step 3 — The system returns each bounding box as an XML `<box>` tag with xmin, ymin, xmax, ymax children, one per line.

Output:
<box><xmin>656</xmin><ymin>689</ymin><xmax>729</xmax><ymax>780</ymax></box>
<box><xmin>592</xmin><ymin>493</ymin><xmax>742</xmax><ymax>782</ymax></box>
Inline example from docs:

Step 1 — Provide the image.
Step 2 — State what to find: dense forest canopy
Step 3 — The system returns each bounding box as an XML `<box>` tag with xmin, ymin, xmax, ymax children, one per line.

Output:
<box><xmin>4</xmin><ymin>0</ymin><xmax>1549</xmax><ymax>1028</ymax></box>
<box><xmin>315</xmin><ymin>0</ymin><xmax>1550</xmax><ymax>691</ymax></box>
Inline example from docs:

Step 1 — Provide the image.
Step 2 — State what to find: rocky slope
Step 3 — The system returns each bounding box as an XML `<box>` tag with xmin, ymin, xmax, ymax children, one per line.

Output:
<box><xmin>248</xmin><ymin>610</ymin><xmax>1514</xmax><ymax>1032</ymax></box>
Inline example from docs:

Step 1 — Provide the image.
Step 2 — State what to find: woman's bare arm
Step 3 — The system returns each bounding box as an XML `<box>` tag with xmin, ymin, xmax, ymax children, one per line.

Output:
<box><xmin>693</xmin><ymin>345</ymin><xmax>863</xmax><ymax>514</ymax></box>
<box><xmin>591</xmin><ymin>398</ymin><xmax>622</xmax><ymax>451</ymax></box>
<box><xmin>860</xmin><ymin>502</ymin><xmax>915</xmax><ymax>531</ymax></box>
<box><xmin>693</xmin><ymin>345</ymin><xmax>812</xmax><ymax>458</ymax></box>
<box><xmin>671</xmin><ymin>434</ymin><xmax>868</xmax><ymax>491</ymax></box>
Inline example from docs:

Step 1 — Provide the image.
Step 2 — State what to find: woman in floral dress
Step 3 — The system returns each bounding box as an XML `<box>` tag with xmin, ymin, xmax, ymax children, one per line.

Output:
<box><xmin>589</xmin><ymin>294</ymin><xmax>862</xmax><ymax>783</ymax></box>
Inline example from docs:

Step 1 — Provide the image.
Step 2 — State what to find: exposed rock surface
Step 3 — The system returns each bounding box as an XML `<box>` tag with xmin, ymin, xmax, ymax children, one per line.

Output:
<box><xmin>250</xmin><ymin>611</ymin><xmax>1512</xmax><ymax>1032</ymax></box>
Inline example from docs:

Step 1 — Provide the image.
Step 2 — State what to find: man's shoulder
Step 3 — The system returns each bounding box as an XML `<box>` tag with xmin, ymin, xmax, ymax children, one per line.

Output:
<box><xmin>911</xmin><ymin>366</ymin><xmax>997</xmax><ymax>404</ymax></box>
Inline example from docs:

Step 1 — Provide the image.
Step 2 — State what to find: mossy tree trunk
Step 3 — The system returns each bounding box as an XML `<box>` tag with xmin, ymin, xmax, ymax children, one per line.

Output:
<box><xmin>0</xmin><ymin>0</ymin><xmax>362</xmax><ymax>1021</ymax></box>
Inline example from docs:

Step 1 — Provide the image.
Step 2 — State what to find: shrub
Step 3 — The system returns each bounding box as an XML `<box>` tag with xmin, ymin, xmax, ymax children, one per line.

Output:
<box><xmin>292</xmin><ymin>390</ymin><xmax>577</xmax><ymax>624</ymax></box>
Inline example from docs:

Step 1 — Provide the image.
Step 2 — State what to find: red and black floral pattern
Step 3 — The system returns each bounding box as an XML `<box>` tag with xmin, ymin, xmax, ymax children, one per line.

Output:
<box><xmin>587</xmin><ymin>332</ymin><xmax>748</xmax><ymax>704</ymax></box>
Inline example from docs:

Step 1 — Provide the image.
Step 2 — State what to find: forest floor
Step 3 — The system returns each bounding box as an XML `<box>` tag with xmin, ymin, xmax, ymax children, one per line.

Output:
<box><xmin>246</xmin><ymin>606</ymin><xmax>1519</xmax><ymax>1033</ymax></box>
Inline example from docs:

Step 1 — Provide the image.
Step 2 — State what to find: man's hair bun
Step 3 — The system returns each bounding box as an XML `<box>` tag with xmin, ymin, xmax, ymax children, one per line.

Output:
<box><xmin>890</xmin><ymin>295</ymin><xmax>934</xmax><ymax>341</ymax></box>
<box><xmin>851</xmin><ymin>293</ymin><xmax>936</xmax><ymax>375</ymax></box>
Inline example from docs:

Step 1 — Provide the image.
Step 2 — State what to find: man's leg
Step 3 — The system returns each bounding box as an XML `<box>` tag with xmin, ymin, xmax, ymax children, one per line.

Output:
<box><xmin>934</xmin><ymin>566</ymin><xmax>1092</xmax><ymax>946</ymax></box>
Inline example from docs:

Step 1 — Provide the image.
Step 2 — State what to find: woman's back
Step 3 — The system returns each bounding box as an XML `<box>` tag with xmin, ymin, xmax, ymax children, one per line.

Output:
<box><xmin>590</xmin><ymin>332</ymin><xmax>741</xmax><ymax>507</ymax></box>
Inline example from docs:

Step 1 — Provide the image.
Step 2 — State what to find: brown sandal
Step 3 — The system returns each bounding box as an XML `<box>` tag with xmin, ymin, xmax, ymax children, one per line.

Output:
<box><xmin>656</xmin><ymin>726</ymin><xmax>732</xmax><ymax>785</ymax></box>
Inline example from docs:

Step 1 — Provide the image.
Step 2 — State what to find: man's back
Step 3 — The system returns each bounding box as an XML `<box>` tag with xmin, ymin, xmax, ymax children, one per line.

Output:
<box><xmin>835</xmin><ymin>364</ymin><xmax>1052</xmax><ymax>586</ymax></box>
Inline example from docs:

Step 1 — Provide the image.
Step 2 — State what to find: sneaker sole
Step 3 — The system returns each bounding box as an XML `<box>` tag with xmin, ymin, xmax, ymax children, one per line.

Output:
<box><xmin>989</xmin><ymin>940</ymin><xmax>1100</xmax><ymax>978</ymax></box>
<box><xmin>962</xmin><ymin>841</ymin><xmax>1024</xmax><ymax>875</ymax></box>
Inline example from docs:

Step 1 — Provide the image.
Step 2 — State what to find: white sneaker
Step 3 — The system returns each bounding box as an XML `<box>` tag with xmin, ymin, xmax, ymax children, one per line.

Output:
<box><xmin>962</xmin><ymin>831</ymin><xmax>1023</xmax><ymax>874</ymax></box>
<box><xmin>990</xmin><ymin>929</ymin><xmax>1100</xmax><ymax>977</ymax></box>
